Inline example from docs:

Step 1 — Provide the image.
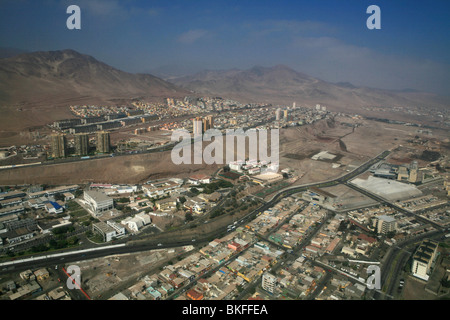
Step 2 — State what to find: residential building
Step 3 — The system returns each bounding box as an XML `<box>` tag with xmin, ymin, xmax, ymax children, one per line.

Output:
<box><xmin>34</xmin><ymin>268</ymin><xmax>50</xmax><ymax>282</ymax></box>
<box><xmin>374</xmin><ymin>215</ymin><xmax>397</xmax><ymax>234</ymax></box>
<box><xmin>188</xmin><ymin>174</ymin><xmax>211</xmax><ymax>185</ymax></box>
<box><xmin>409</xmin><ymin>161</ymin><xmax>421</xmax><ymax>183</ymax></box>
<box><xmin>155</xmin><ymin>198</ymin><xmax>177</xmax><ymax>212</ymax></box>
<box><xmin>96</xmin><ymin>131</ymin><xmax>110</xmax><ymax>153</ymax></box>
<box><xmin>203</xmin><ymin>115</ymin><xmax>214</xmax><ymax>132</ymax></box>
<box><xmin>187</xmin><ymin>288</ymin><xmax>204</xmax><ymax>300</ymax></box>
<box><xmin>74</xmin><ymin>133</ymin><xmax>89</xmax><ymax>156</ymax></box>
<box><xmin>412</xmin><ymin>239</ymin><xmax>439</xmax><ymax>281</ymax></box>
<box><xmin>51</xmin><ymin>134</ymin><xmax>67</xmax><ymax>158</ymax></box>
<box><xmin>262</xmin><ymin>272</ymin><xmax>277</xmax><ymax>294</ymax></box>
<box><xmin>9</xmin><ymin>280</ymin><xmax>41</xmax><ymax>300</ymax></box>
<box><xmin>193</xmin><ymin>117</ymin><xmax>203</xmax><ymax>135</ymax></box>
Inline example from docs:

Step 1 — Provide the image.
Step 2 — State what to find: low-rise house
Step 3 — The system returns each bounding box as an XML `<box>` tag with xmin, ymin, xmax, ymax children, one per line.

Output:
<box><xmin>187</xmin><ymin>288</ymin><xmax>204</xmax><ymax>300</ymax></box>
<box><xmin>27</xmin><ymin>197</ymin><xmax>46</xmax><ymax>209</ymax></box>
<box><xmin>34</xmin><ymin>268</ymin><xmax>50</xmax><ymax>282</ymax></box>
<box><xmin>5</xmin><ymin>227</ymin><xmax>36</xmax><ymax>244</ymax></box>
<box><xmin>341</xmin><ymin>246</ymin><xmax>357</xmax><ymax>258</ymax></box>
<box><xmin>63</xmin><ymin>192</ymin><xmax>75</xmax><ymax>201</ymax></box>
<box><xmin>146</xmin><ymin>286</ymin><xmax>162</xmax><ymax>300</ymax></box>
<box><xmin>45</xmin><ymin>201</ymin><xmax>64</xmax><ymax>214</ymax></box>
<box><xmin>155</xmin><ymin>198</ymin><xmax>177</xmax><ymax>212</ymax></box>
<box><xmin>188</xmin><ymin>174</ymin><xmax>211</xmax><ymax>185</ymax></box>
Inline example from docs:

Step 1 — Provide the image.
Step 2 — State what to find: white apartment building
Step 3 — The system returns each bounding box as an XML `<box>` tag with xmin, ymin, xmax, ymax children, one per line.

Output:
<box><xmin>375</xmin><ymin>215</ymin><xmax>397</xmax><ymax>234</ymax></box>
<box><xmin>412</xmin><ymin>239</ymin><xmax>439</xmax><ymax>281</ymax></box>
<box><xmin>262</xmin><ymin>272</ymin><xmax>277</xmax><ymax>294</ymax></box>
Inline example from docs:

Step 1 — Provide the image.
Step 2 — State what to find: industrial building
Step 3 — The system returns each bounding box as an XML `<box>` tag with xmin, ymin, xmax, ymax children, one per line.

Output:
<box><xmin>81</xmin><ymin>116</ymin><xmax>104</xmax><ymax>124</ymax></box>
<box><xmin>252</xmin><ymin>172</ymin><xmax>283</xmax><ymax>186</ymax></box>
<box><xmin>69</xmin><ymin>124</ymin><xmax>98</xmax><ymax>134</ymax></box>
<box><xmin>302</xmin><ymin>187</ymin><xmax>337</xmax><ymax>205</ymax></box>
<box><xmin>92</xmin><ymin>221</ymin><xmax>125</xmax><ymax>242</ymax></box>
<box><xmin>83</xmin><ymin>190</ymin><xmax>114</xmax><ymax>216</ymax></box>
<box><xmin>96</xmin><ymin>121</ymin><xmax>122</xmax><ymax>131</ymax></box>
<box><xmin>121</xmin><ymin>212</ymin><xmax>152</xmax><ymax>233</ymax></box>
<box><xmin>351</xmin><ymin>176</ymin><xmax>422</xmax><ymax>201</ymax></box>
<box><xmin>53</xmin><ymin>118</ymin><xmax>82</xmax><ymax>130</ymax></box>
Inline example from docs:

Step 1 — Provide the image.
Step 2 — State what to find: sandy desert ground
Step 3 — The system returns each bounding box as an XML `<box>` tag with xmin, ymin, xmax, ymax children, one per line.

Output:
<box><xmin>0</xmin><ymin>116</ymin><xmax>448</xmax><ymax>186</ymax></box>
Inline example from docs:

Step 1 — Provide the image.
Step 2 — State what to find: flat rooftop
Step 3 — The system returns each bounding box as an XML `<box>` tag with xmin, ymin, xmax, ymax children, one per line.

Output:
<box><xmin>351</xmin><ymin>176</ymin><xmax>422</xmax><ymax>201</ymax></box>
<box><xmin>84</xmin><ymin>190</ymin><xmax>111</xmax><ymax>202</ymax></box>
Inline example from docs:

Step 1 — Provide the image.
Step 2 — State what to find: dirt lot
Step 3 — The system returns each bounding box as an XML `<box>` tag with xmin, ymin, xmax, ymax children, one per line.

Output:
<box><xmin>68</xmin><ymin>248</ymin><xmax>183</xmax><ymax>299</ymax></box>
<box><xmin>0</xmin><ymin>150</ymin><xmax>221</xmax><ymax>185</ymax></box>
<box><xmin>319</xmin><ymin>184</ymin><xmax>378</xmax><ymax>210</ymax></box>
<box><xmin>0</xmin><ymin>117</ymin><xmax>448</xmax><ymax>186</ymax></box>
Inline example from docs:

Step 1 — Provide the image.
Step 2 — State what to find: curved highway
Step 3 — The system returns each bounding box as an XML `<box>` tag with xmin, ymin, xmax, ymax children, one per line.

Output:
<box><xmin>0</xmin><ymin>150</ymin><xmax>391</xmax><ymax>275</ymax></box>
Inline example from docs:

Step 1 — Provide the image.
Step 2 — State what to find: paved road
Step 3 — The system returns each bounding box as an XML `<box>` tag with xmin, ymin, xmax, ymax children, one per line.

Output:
<box><xmin>368</xmin><ymin>229</ymin><xmax>445</xmax><ymax>300</ymax></box>
<box><xmin>345</xmin><ymin>181</ymin><xmax>445</xmax><ymax>232</ymax></box>
<box><xmin>0</xmin><ymin>150</ymin><xmax>391</xmax><ymax>277</ymax></box>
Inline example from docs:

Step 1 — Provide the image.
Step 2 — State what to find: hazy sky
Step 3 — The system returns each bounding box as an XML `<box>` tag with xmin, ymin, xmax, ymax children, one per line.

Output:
<box><xmin>1</xmin><ymin>0</ymin><xmax>449</xmax><ymax>95</ymax></box>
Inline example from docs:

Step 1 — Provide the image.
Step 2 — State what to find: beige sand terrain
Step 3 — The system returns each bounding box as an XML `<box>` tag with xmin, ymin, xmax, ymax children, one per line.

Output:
<box><xmin>0</xmin><ymin>117</ymin><xmax>448</xmax><ymax>186</ymax></box>
<box><xmin>0</xmin><ymin>150</ymin><xmax>220</xmax><ymax>185</ymax></box>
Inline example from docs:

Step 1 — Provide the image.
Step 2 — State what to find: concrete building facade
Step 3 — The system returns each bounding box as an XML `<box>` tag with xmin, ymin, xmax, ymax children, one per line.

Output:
<box><xmin>84</xmin><ymin>190</ymin><xmax>114</xmax><ymax>216</ymax></box>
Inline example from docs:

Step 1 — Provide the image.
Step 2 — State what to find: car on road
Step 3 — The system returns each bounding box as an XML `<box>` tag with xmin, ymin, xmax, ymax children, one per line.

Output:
<box><xmin>157</xmin><ymin>243</ymin><xmax>162</xmax><ymax>246</ymax></box>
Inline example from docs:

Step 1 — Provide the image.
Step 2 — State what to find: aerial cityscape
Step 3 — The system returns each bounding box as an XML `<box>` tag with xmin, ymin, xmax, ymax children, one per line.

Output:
<box><xmin>0</xmin><ymin>0</ymin><xmax>449</xmax><ymax>311</ymax></box>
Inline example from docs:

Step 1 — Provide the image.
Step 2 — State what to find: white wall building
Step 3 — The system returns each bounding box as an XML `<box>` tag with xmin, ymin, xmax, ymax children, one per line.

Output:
<box><xmin>107</xmin><ymin>220</ymin><xmax>126</xmax><ymax>238</ymax></box>
<box><xmin>121</xmin><ymin>212</ymin><xmax>152</xmax><ymax>232</ymax></box>
<box><xmin>92</xmin><ymin>221</ymin><xmax>117</xmax><ymax>242</ymax></box>
<box><xmin>262</xmin><ymin>272</ymin><xmax>277</xmax><ymax>294</ymax></box>
<box><xmin>84</xmin><ymin>190</ymin><xmax>114</xmax><ymax>216</ymax></box>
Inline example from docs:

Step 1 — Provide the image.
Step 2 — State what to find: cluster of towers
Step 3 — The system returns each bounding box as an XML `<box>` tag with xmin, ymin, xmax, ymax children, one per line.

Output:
<box><xmin>50</xmin><ymin>131</ymin><xmax>110</xmax><ymax>158</ymax></box>
<box><xmin>192</xmin><ymin>115</ymin><xmax>214</xmax><ymax>135</ymax></box>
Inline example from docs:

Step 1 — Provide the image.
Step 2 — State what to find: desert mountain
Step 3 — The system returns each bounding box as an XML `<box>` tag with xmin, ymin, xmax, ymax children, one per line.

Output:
<box><xmin>170</xmin><ymin>65</ymin><xmax>449</xmax><ymax>112</ymax></box>
<box><xmin>0</xmin><ymin>49</ymin><xmax>189</xmax><ymax>106</ymax></box>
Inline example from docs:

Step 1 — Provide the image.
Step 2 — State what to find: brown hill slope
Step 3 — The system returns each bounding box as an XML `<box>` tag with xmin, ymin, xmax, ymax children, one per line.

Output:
<box><xmin>0</xmin><ymin>49</ymin><xmax>189</xmax><ymax>106</ymax></box>
<box><xmin>170</xmin><ymin>65</ymin><xmax>449</xmax><ymax>112</ymax></box>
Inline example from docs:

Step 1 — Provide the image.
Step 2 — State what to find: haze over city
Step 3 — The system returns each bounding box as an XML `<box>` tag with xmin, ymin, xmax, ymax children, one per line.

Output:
<box><xmin>0</xmin><ymin>0</ymin><xmax>449</xmax><ymax>308</ymax></box>
<box><xmin>1</xmin><ymin>0</ymin><xmax>449</xmax><ymax>95</ymax></box>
